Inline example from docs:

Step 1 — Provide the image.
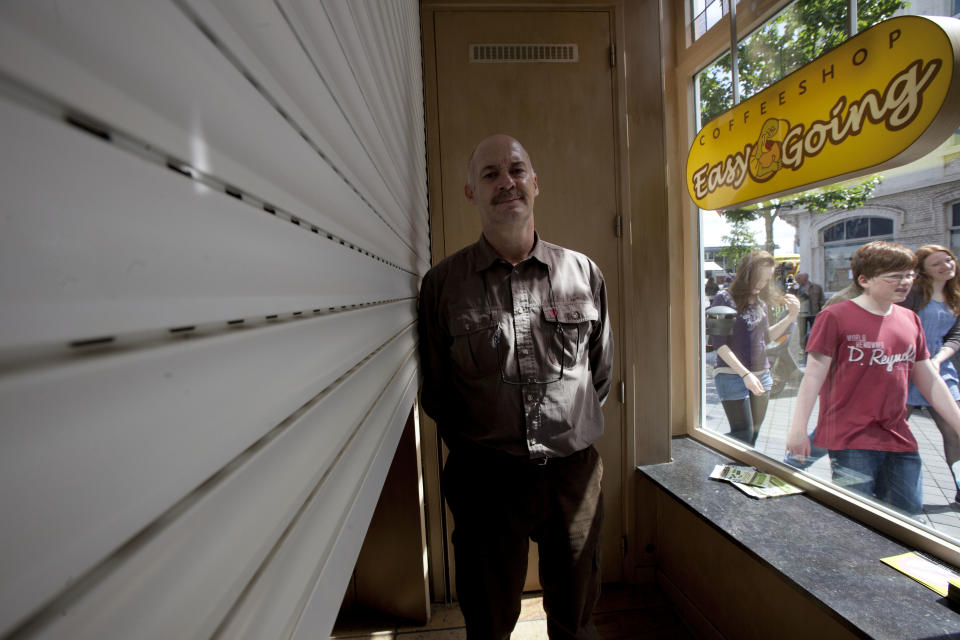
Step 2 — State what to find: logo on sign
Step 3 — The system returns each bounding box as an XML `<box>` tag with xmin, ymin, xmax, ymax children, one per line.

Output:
<box><xmin>686</xmin><ymin>16</ymin><xmax>960</xmax><ymax>210</ymax></box>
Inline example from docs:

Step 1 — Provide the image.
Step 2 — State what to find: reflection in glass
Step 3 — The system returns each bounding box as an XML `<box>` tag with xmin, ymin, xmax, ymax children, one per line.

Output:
<box><xmin>707</xmin><ymin>252</ymin><xmax>799</xmax><ymax>446</ymax></box>
<box><xmin>695</xmin><ymin>53</ymin><xmax>732</xmax><ymax>127</ymax></box>
<box><xmin>822</xmin><ymin>221</ymin><xmax>845</xmax><ymax>243</ymax></box>
<box><xmin>691</xmin><ymin>0</ymin><xmax>730</xmax><ymax>41</ymax></box>
<box><xmin>823</xmin><ymin>243</ymin><xmax>858</xmax><ymax>291</ymax></box>
<box><xmin>699</xmin><ymin>0</ymin><xmax>960</xmax><ymax>538</ymax></box>
<box><xmin>821</xmin><ymin>217</ymin><xmax>895</xmax><ymax>291</ymax></box>
<box><xmin>845</xmin><ymin>218</ymin><xmax>870</xmax><ymax>240</ymax></box>
<box><xmin>696</xmin><ymin>0</ymin><xmax>907</xmax><ymax>128</ymax></box>
<box><xmin>951</xmin><ymin>204</ymin><xmax>960</xmax><ymax>256</ymax></box>
<box><xmin>872</xmin><ymin>218</ymin><xmax>893</xmax><ymax>236</ymax></box>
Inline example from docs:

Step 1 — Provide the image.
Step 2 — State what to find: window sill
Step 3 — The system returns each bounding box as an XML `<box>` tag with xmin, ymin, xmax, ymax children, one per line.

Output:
<box><xmin>638</xmin><ymin>437</ymin><xmax>960</xmax><ymax>639</ymax></box>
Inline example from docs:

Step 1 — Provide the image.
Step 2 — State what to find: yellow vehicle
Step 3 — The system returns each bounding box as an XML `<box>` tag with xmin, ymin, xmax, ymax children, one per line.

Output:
<box><xmin>774</xmin><ymin>253</ymin><xmax>800</xmax><ymax>279</ymax></box>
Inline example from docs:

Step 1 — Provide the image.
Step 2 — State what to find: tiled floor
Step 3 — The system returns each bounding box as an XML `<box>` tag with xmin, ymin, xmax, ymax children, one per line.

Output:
<box><xmin>332</xmin><ymin>583</ymin><xmax>694</xmax><ymax>639</ymax></box>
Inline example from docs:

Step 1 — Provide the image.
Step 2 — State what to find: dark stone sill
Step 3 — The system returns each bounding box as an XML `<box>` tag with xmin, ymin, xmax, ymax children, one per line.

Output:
<box><xmin>637</xmin><ymin>436</ymin><xmax>960</xmax><ymax>640</ymax></box>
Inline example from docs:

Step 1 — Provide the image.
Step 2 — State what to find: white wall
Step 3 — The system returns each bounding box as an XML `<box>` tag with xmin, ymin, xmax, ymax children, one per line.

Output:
<box><xmin>0</xmin><ymin>1</ymin><xmax>428</xmax><ymax>638</ymax></box>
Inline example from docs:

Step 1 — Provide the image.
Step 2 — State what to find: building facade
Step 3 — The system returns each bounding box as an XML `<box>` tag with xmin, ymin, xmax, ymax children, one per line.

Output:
<box><xmin>783</xmin><ymin>136</ymin><xmax>960</xmax><ymax>294</ymax></box>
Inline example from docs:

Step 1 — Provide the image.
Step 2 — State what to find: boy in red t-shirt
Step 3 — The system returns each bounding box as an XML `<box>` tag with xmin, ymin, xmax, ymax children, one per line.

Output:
<box><xmin>787</xmin><ymin>241</ymin><xmax>960</xmax><ymax>515</ymax></box>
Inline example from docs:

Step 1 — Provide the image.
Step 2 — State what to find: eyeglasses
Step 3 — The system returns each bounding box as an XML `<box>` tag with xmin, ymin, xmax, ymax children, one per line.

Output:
<box><xmin>876</xmin><ymin>272</ymin><xmax>917</xmax><ymax>283</ymax></box>
<box><xmin>494</xmin><ymin>323</ymin><xmax>579</xmax><ymax>386</ymax></box>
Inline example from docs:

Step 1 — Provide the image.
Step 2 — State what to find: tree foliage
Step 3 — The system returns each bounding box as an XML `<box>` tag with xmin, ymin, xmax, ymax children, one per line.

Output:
<box><xmin>717</xmin><ymin>218</ymin><xmax>760</xmax><ymax>268</ymax></box>
<box><xmin>698</xmin><ymin>0</ymin><xmax>905</xmax><ymax>251</ymax></box>
<box><xmin>722</xmin><ymin>176</ymin><xmax>883</xmax><ymax>251</ymax></box>
<box><xmin>698</xmin><ymin>0</ymin><xmax>908</xmax><ymax>126</ymax></box>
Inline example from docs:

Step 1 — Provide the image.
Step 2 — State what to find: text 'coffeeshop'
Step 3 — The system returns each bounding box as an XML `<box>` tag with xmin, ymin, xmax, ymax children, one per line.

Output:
<box><xmin>687</xmin><ymin>15</ymin><xmax>960</xmax><ymax>211</ymax></box>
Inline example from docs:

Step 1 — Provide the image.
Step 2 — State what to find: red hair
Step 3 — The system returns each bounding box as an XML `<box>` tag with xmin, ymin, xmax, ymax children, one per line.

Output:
<box><xmin>914</xmin><ymin>244</ymin><xmax>960</xmax><ymax>316</ymax></box>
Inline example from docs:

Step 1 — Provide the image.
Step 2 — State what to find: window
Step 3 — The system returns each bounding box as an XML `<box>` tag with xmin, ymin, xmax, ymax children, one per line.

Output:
<box><xmin>951</xmin><ymin>203</ymin><xmax>960</xmax><ymax>256</ymax></box>
<box><xmin>692</xmin><ymin>0</ymin><xmax>731</xmax><ymax>41</ymax></box>
<box><xmin>696</xmin><ymin>0</ymin><xmax>960</xmax><ymax>549</ymax></box>
<box><xmin>820</xmin><ymin>217</ymin><xmax>894</xmax><ymax>291</ymax></box>
<box><xmin>696</xmin><ymin>1</ymin><xmax>850</xmax><ymax>126</ymax></box>
<box><xmin>696</xmin><ymin>53</ymin><xmax>733</xmax><ymax>127</ymax></box>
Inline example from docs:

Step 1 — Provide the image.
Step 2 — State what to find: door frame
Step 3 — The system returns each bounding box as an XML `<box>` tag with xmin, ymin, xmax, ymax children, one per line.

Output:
<box><xmin>419</xmin><ymin>0</ymin><xmax>655</xmax><ymax>601</ymax></box>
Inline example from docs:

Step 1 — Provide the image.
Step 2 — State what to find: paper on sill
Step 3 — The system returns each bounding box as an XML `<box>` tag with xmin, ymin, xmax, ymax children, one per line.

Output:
<box><xmin>881</xmin><ymin>551</ymin><xmax>960</xmax><ymax>597</ymax></box>
<box><xmin>709</xmin><ymin>464</ymin><xmax>804</xmax><ymax>499</ymax></box>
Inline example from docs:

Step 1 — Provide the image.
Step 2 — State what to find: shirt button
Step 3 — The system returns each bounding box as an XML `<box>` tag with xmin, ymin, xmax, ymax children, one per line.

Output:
<box><xmin>526</xmin><ymin>393</ymin><xmax>535</xmax><ymax>401</ymax></box>
<box><xmin>572</xmin><ymin>311</ymin><xmax>580</xmax><ymax>319</ymax></box>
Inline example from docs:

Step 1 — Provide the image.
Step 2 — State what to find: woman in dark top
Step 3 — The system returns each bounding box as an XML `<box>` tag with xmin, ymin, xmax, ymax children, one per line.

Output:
<box><xmin>901</xmin><ymin>244</ymin><xmax>960</xmax><ymax>501</ymax></box>
<box><xmin>710</xmin><ymin>251</ymin><xmax>800</xmax><ymax>446</ymax></box>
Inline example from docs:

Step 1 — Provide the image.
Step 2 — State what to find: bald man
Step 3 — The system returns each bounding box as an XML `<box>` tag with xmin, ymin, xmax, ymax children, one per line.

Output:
<box><xmin>418</xmin><ymin>135</ymin><xmax>613</xmax><ymax>639</ymax></box>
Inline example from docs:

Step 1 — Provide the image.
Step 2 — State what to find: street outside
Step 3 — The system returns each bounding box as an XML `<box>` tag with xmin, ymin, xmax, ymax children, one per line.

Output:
<box><xmin>702</xmin><ymin>329</ymin><xmax>960</xmax><ymax>542</ymax></box>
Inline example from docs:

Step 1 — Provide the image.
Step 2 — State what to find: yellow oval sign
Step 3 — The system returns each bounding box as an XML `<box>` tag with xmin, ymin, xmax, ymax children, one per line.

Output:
<box><xmin>686</xmin><ymin>15</ymin><xmax>960</xmax><ymax>211</ymax></box>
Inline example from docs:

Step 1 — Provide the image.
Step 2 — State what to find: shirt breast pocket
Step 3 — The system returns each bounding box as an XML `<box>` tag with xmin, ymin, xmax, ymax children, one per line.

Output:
<box><xmin>541</xmin><ymin>301</ymin><xmax>598</xmax><ymax>368</ymax></box>
<box><xmin>448</xmin><ymin>308</ymin><xmax>500</xmax><ymax>380</ymax></box>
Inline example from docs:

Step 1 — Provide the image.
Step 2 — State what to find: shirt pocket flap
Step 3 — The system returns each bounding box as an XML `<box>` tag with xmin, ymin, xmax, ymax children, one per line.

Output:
<box><xmin>448</xmin><ymin>309</ymin><xmax>499</xmax><ymax>336</ymax></box>
<box><xmin>542</xmin><ymin>301</ymin><xmax>598</xmax><ymax>324</ymax></box>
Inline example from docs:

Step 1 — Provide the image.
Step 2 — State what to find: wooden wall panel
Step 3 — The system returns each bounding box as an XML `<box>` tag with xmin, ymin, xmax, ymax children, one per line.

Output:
<box><xmin>653</xmin><ymin>486</ymin><xmax>860</xmax><ymax>640</ymax></box>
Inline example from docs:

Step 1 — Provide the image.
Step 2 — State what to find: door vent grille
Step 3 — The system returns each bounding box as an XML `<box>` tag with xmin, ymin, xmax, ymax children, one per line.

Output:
<box><xmin>469</xmin><ymin>43</ymin><xmax>578</xmax><ymax>63</ymax></box>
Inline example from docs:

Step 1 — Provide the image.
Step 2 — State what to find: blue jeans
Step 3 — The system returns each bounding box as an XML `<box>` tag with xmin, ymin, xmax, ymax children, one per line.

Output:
<box><xmin>714</xmin><ymin>370</ymin><xmax>773</xmax><ymax>401</ymax></box>
<box><xmin>828</xmin><ymin>449</ymin><xmax>923</xmax><ymax>515</ymax></box>
<box><xmin>783</xmin><ymin>426</ymin><xmax>829</xmax><ymax>469</ymax></box>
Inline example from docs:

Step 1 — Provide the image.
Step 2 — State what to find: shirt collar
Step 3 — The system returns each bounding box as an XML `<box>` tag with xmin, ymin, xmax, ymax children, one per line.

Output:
<box><xmin>471</xmin><ymin>232</ymin><xmax>551</xmax><ymax>272</ymax></box>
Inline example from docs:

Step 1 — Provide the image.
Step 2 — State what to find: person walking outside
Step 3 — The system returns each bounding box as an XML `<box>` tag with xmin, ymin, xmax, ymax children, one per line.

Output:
<box><xmin>796</xmin><ymin>272</ymin><xmax>824</xmax><ymax>352</ymax></box>
<box><xmin>787</xmin><ymin>241</ymin><xmax>960</xmax><ymax>516</ymax></box>
<box><xmin>710</xmin><ymin>251</ymin><xmax>800</xmax><ymax>446</ymax></box>
<box><xmin>901</xmin><ymin>244</ymin><xmax>960</xmax><ymax>503</ymax></box>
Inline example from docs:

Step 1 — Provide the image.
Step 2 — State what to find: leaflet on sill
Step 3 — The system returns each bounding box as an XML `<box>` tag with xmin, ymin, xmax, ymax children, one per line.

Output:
<box><xmin>709</xmin><ymin>464</ymin><xmax>804</xmax><ymax>499</ymax></box>
<box><xmin>881</xmin><ymin>551</ymin><xmax>960</xmax><ymax>598</ymax></box>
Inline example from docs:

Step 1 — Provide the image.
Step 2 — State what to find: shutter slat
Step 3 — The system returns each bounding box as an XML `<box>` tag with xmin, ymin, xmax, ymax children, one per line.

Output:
<box><xmin>0</xmin><ymin>1</ymin><xmax>426</xmax><ymax>272</ymax></box>
<box><xmin>0</xmin><ymin>95</ymin><xmax>415</xmax><ymax>350</ymax></box>
<box><xmin>0</xmin><ymin>307</ymin><xmax>413</xmax><ymax>631</ymax></box>
<box><xmin>14</xmin><ymin>334</ymin><xmax>416</xmax><ymax>640</ymax></box>
<box><xmin>0</xmin><ymin>0</ymin><xmax>427</xmax><ymax>636</ymax></box>
<box><xmin>219</xmin><ymin>364</ymin><xmax>419</xmax><ymax>640</ymax></box>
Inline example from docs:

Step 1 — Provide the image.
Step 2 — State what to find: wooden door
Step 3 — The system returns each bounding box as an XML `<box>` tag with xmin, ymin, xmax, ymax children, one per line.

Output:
<box><xmin>431</xmin><ymin>8</ymin><xmax>624</xmax><ymax>586</ymax></box>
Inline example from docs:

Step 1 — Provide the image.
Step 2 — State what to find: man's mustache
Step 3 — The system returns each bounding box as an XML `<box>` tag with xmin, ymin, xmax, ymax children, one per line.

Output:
<box><xmin>492</xmin><ymin>191</ymin><xmax>524</xmax><ymax>204</ymax></box>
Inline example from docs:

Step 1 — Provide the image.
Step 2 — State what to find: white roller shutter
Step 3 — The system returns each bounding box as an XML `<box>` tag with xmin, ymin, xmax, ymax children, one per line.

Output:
<box><xmin>0</xmin><ymin>1</ymin><xmax>427</xmax><ymax>638</ymax></box>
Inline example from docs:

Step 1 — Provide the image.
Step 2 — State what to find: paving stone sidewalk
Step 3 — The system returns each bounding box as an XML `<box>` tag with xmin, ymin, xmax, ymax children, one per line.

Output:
<box><xmin>703</xmin><ymin>334</ymin><xmax>960</xmax><ymax>542</ymax></box>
